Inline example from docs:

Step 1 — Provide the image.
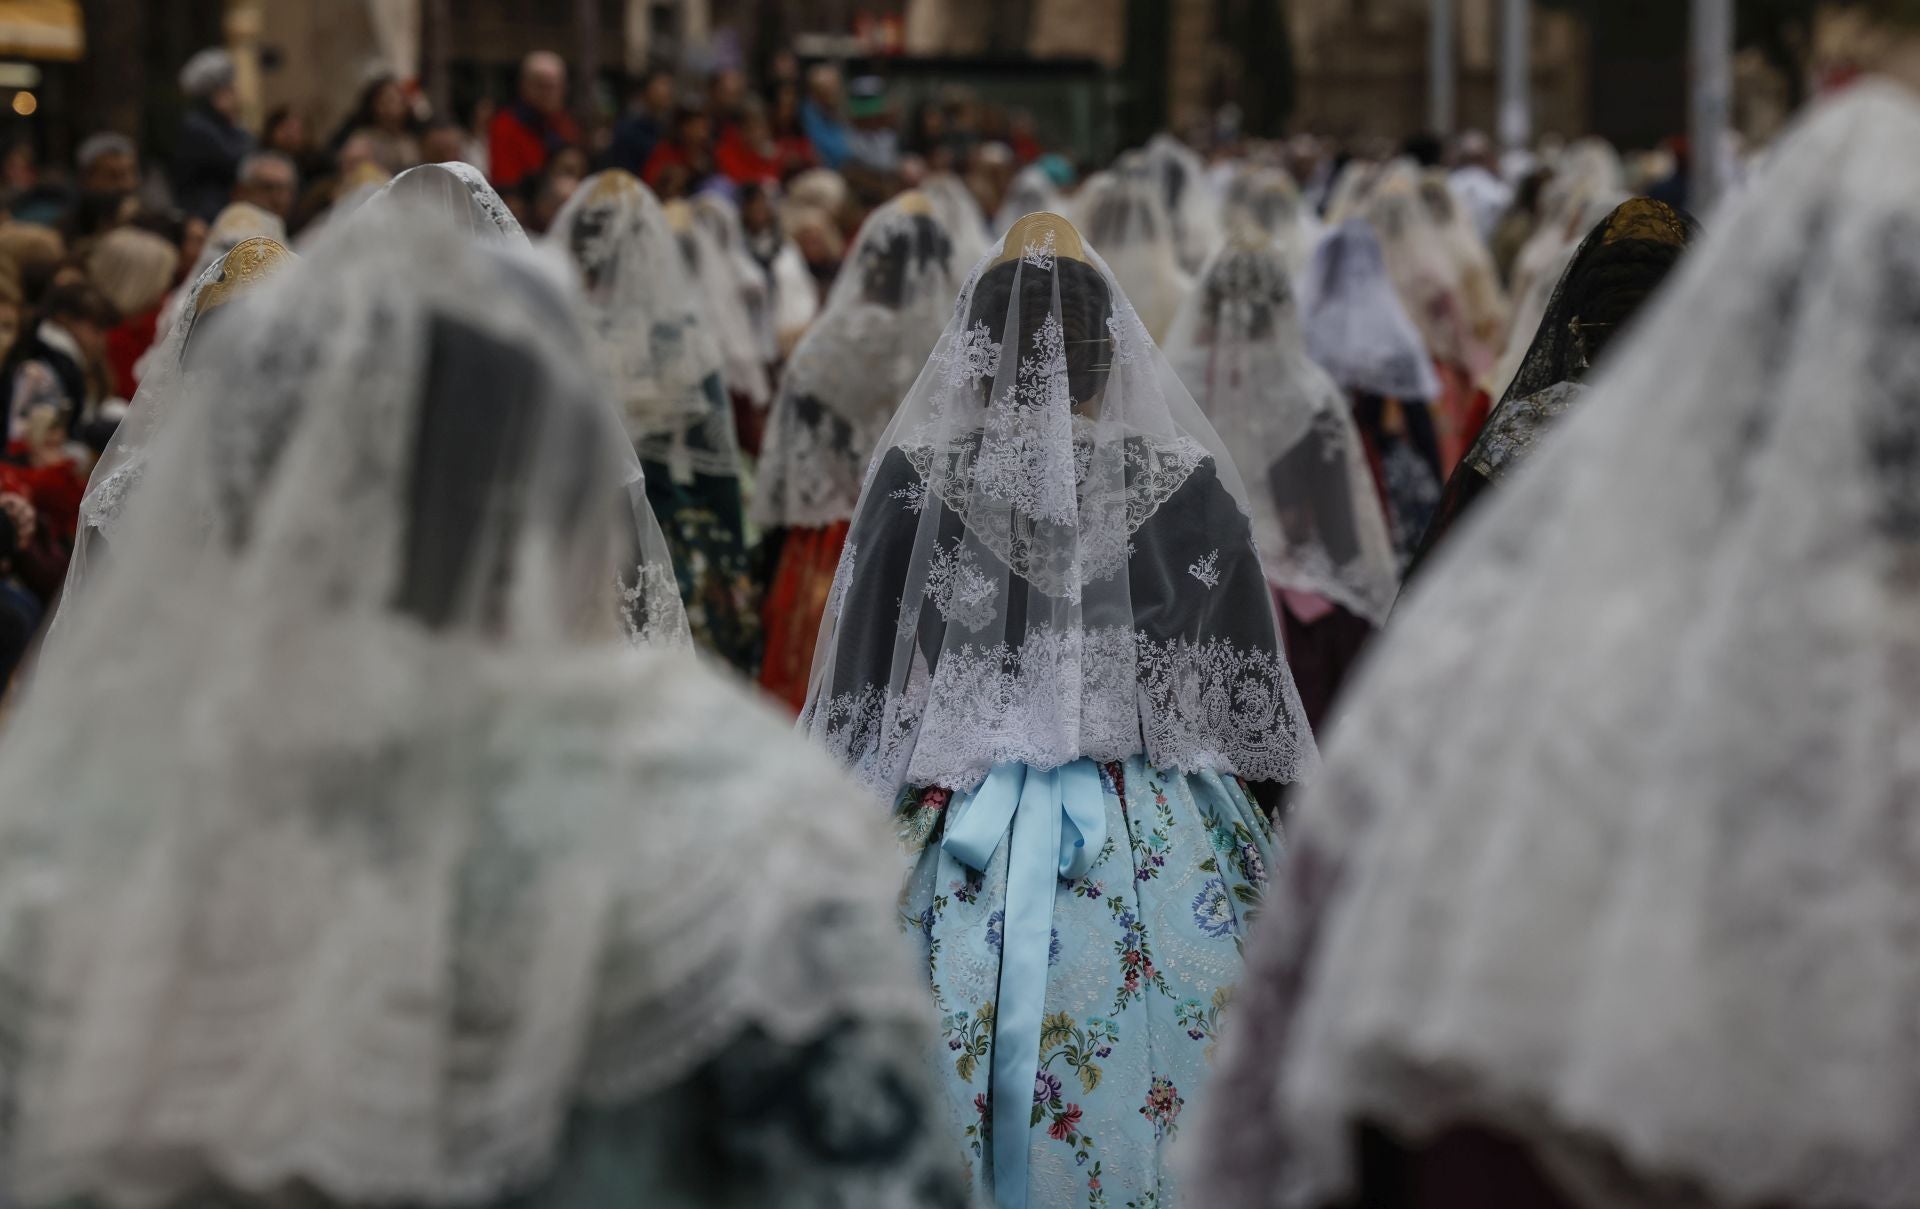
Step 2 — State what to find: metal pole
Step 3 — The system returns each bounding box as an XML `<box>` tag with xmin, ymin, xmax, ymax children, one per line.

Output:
<box><xmin>1691</xmin><ymin>0</ymin><xmax>1734</xmax><ymax>216</ymax></box>
<box><xmin>1430</xmin><ymin>0</ymin><xmax>1455</xmax><ymax>136</ymax></box>
<box><xmin>1499</xmin><ymin>0</ymin><xmax>1530</xmax><ymax>151</ymax></box>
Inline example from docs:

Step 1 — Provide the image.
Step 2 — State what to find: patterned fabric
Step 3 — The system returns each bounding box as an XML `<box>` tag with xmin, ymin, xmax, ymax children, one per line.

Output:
<box><xmin>643</xmin><ymin>459</ymin><xmax>759</xmax><ymax>674</ymax></box>
<box><xmin>898</xmin><ymin>756</ymin><xmax>1275</xmax><ymax>1208</ymax></box>
<box><xmin>760</xmin><ymin>521</ymin><xmax>850</xmax><ymax>713</ymax></box>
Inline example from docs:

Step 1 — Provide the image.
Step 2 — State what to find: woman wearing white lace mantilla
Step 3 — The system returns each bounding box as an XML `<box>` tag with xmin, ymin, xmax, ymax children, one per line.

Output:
<box><xmin>1187</xmin><ymin>82</ymin><xmax>1920</xmax><ymax>1209</ymax></box>
<box><xmin>802</xmin><ymin>211</ymin><xmax>1317</xmax><ymax>1209</ymax></box>
<box><xmin>0</xmin><ymin>210</ymin><xmax>954</xmax><ymax>1209</ymax></box>
<box><xmin>1164</xmin><ymin>234</ymin><xmax>1397</xmax><ymax>732</ymax></box>
<box><xmin>551</xmin><ymin>172</ymin><xmax>757</xmax><ymax>670</ymax></box>
<box><xmin>52</xmin><ymin>235</ymin><xmax>294</xmax><ymax>629</ymax></box>
<box><xmin>1071</xmin><ymin>166</ymin><xmax>1193</xmax><ymax>343</ymax></box>
<box><xmin>752</xmin><ymin>191</ymin><xmax>959</xmax><ymax>712</ymax></box>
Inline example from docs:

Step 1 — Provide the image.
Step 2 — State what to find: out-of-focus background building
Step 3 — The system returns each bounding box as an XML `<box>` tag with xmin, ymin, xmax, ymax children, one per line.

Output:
<box><xmin>0</xmin><ymin>0</ymin><xmax>1845</xmax><ymax>167</ymax></box>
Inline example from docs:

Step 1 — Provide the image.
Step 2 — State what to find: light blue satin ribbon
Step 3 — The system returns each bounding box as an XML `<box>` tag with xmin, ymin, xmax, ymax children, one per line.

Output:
<box><xmin>942</xmin><ymin>759</ymin><xmax>1109</xmax><ymax>1209</ymax></box>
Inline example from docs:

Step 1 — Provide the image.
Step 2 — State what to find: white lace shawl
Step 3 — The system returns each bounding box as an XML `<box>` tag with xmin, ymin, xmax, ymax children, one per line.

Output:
<box><xmin>1300</xmin><ymin>219</ymin><xmax>1443</xmax><ymax>403</ymax></box>
<box><xmin>751</xmin><ymin>196</ymin><xmax>961</xmax><ymax>531</ymax></box>
<box><xmin>1188</xmin><ymin>83</ymin><xmax>1920</xmax><ymax>1209</ymax></box>
<box><xmin>1071</xmin><ymin>169</ymin><xmax>1195</xmax><ymax>342</ymax></box>
<box><xmin>800</xmin><ymin>213</ymin><xmax>1316</xmax><ymax>799</ymax></box>
<box><xmin>1165</xmin><ymin>243</ymin><xmax>1399</xmax><ymax>625</ymax></box>
<box><xmin>547</xmin><ymin>172</ymin><xmax>739</xmax><ymax>481</ymax></box>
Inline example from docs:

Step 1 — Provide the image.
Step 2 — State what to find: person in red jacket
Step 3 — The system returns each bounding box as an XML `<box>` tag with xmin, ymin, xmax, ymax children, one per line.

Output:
<box><xmin>642</xmin><ymin>103</ymin><xmax>715</xmax><ymax>196</ymax></box>
<box><xmin>715</xmin><ymin>99</ymin><xmax>782</xmax><ymax>188</ymax></box>
<box><xmin>488</xmin><ymin>51</ymin><xmax>580</xmax><ymax>196</ymax></box>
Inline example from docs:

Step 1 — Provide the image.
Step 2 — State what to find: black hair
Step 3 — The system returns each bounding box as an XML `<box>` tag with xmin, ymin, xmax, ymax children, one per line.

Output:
<box><xmin>966</xmin><ymin>256</ymin><xmax>1113</xmax><ymax>408</ymax></box>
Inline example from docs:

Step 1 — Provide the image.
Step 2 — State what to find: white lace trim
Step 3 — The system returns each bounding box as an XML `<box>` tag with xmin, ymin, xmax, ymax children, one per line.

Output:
<box><xmin>803</xmin><ymin>623</ymin><xmax>1314</xmax><ymax>795</ymax></box>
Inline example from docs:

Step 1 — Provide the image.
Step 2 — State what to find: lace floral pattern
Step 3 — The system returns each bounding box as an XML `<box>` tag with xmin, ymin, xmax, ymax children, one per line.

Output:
<box><xmin>1469</xmin><ymin>380</ymin><xmax>1587</xmax><ymax>482</ymax></box>
<box><xmin>924</xmin><ymin>539</ymin><xmax>999</xmax><ymax>631</ymax></box>
<box><xmin>943</xmin><ymin>321</ymin><xmax>1004</xmax><ymax>390</ymax></box>
<box><xmin>620</xmin><ymin>562</ymin><xmax>693</xmax><ymax>650</ymax></box>
<box><xmin>809</xmin><ymin>624</ymin><xmax>1309</xmax><ymax>796</ymax></box>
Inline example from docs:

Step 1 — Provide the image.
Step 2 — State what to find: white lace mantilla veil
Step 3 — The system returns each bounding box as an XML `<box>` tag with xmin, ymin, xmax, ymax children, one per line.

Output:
<box><xmin>1186</xmin><ymin>83</ymin><xmax>1920</xmax><ymax>1209</ymax></box>
<box><xmin>1417</xmin><ymin>168</ymin><xmax>1509</xmax><ymax>377</ymax></box>
<box><xmin>993</xmin><ymin>162</ymin><xmax>1065</xmax><ymax>237</ymax></box>
<box><xmin>922</xmin><ymin>171</ymin><xmax>992</xmax><ymax>271</ymax></box>
<box><xmin>1508</xmin><ymin>138</ymin><xmax>1627</xmax><ymax>320</ymax></box>
<box><xmin>800</xmin><ymin>211</ymin><xmax>1317</xmax><ymax>801</ymax></box>
<box><xmin>547</xmin><ymin>171</ymin><xmax>739</xmax><ymax>480</ymax></box>
<box><xmin>148</xmin><ymin>203</ymin><xmax>286</xmax><ymax>355</ymax></box>
<box><xmin>668</xmin><ymin>197</ymin><xmax>772</xmax><ymax>408</ymax></box>
<box><xmin>1300</xmin><ymin>218</ymin><xmax>1443</xmax><ymax>403</ymax></box>
<box><xmin>1071</xmin><ymin>167</ymin><xmax>1194</xmax><ymax>342</ymax></box>
<box><xmin>53</xmin><ymin>237</ymin><xmax>295</xmax><ymax>626</ymax></box>
<box><xmin>1220</xmin><ymin>164</ymin><xmax>1321</xmax><ymax>276</ymax></box>
<box><xmin>0</xmin><ymin>215</ymin><xmax>916</xmax><ymax>1209</ymax></box>
<box><xmin>1321</xmin><ymin>159</ymin><xmax>1379</xmax><ymax>227</ymax></box>
<box><xmin>1143</xmin><ymin>132</ymin><xmax>1224</xmax><ymax>273</ymax></box>
<box><xmin>1164</xmin><ymin>239</ymin><xmax>1398</xmax><ymax>625</ymax></box>
<box><xmin>751</xmin><ymin>192</ymin><xmax>959</xmax><ymax>532</ymax></box>
<box><xmin>1363</xmin><ymin>161</ymin><xmax>1482</xmax><ymax>372</ymax></box>
<box><xmin>370</xmin><ymin>160</ymin><xmax>528</xmax><ymax>244</ymax></box>
<box><xmin>693</xmin><ymin>192</ymin><xmax>779</xmax><ymax>364</ymax></box>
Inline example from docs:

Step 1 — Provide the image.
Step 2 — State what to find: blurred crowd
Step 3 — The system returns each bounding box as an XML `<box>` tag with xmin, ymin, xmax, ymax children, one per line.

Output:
<box><xmin>0</xmin><ymin>36</ymin><xmax>1698</xmax><ymax>705</ymax></box>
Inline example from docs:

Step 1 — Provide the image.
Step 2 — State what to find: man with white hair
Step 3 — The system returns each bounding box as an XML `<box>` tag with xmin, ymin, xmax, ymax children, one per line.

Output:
<box><xmin>488</xmin><ymin>50</ymin><xmax>578</xmax><ymax>195</ymax></box>
<box><xmin>172</xmin><ymin>48</ymin><xmax>256</xmax><ymax>221</ymax></box>
<box><xmin>231</xmin><ymin>149</ymin><xmax>297</xmax><ymax>221</ymax></box>
<box><xmin>68</xmin><ymin>132</ymin><xmax>141</xmax><ymax>240</ymax></box>
<box><xmin>76</xmin><ymin>133</ymin><xmax>138</xmax><ymax>196</ymax></box>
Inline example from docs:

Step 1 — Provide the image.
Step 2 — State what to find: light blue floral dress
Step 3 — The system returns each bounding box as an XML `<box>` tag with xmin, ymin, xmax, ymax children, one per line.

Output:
<box><xmin>897</xmin><ymin>757</ymin><xmax>1276</xmax><ymax>1209</ymax></box>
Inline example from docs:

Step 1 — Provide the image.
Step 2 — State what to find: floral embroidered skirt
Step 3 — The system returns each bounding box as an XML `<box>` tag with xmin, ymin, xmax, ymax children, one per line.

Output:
<box><xmin>642</xmin><ymin>460</ymin><xmax>761</xmax><ymax>675</ymax></box>
<box><xmin>896</xmin><ymin>757</ymin><xmax>1276</xmax><ymax>1209</ymax></box>
<box><xmin>758</xmin><ymin>521</ymin><xmax>849</xmax><ymax>713</ymax></box>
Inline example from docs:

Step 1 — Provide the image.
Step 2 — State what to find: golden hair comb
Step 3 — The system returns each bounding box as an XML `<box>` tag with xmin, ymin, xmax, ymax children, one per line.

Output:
<box><xmin>197</xmin><ymin>236</ymin><xmax>294</xmax><ymax>317</ymax></box>
<box><xmin>995</xmin><ymin>211</ymin><xmax>1086</xmax><ymax>266</ymax></box>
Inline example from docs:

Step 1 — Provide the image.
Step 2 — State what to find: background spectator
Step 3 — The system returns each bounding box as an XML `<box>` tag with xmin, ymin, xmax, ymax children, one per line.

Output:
<box><xmin>0</xmin><ymin>224</ymin><xmax>68</xmax><ymax>311</ymax></box>
<box><xmin>419</xmin><ymin>119</ymin><xmax>467</xmax><ymax>166</ymax></box>
<box><xmin>489</xmin><ymin>51</ymin><xmax>578</xmax><ymax>195</ymax></box>
<box><xmin>85</xmin><ymin>227</ymin><xmax>178</xmax><ymax>399</ymax></box>
<box><xmin>66</xmin><ymin>133</ymin><xmax>142</xmax><ymax>247</ymax></box>
<box><xmin>231</xmin><ymin>151</ymin><xmax>298</xmax><ymax>222</ymax></box>
<box><xmin>643</xmin><ymin>99</ymin><xmax>715</xmax><ymax>196</ymax></box>
<box><xmin>329</xmin><ymin>74</ymin><xmax>421</xmax><ymax>175</ymax></box>
<box><xmin>4</xmin><ymin>279</ymin><xmax>118</xmax><ymax>455</ymax></box>
<box><xmin>608</xmin><ymin>68</ymin><xmax>676</xmax><ymax>179</ymax></box>
<box><xmin>172</xmin><ymin>48</ymin><xmax>256</xmax><ymax>222</ymax></box>
<box><xmin>801</xmin><ymin>64</ymin><xmax>850</xmax><ymax>170</ymax></box>
<box><xmin>717</xmin><ymin>98</ymin><xmax>782</xmax><ymax>186</ymax></box>
<box><xmin>261</xmin><ymin>106</ymin><xmax>327</xmax><ymax>182</ymax></box>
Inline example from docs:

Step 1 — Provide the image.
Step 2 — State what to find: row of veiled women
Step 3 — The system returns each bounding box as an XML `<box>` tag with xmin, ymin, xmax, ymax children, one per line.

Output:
<box><xmin>2</xmin><ymin>76</ymin><xmax>1914</xmax><ymax>1209</ymax></box>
